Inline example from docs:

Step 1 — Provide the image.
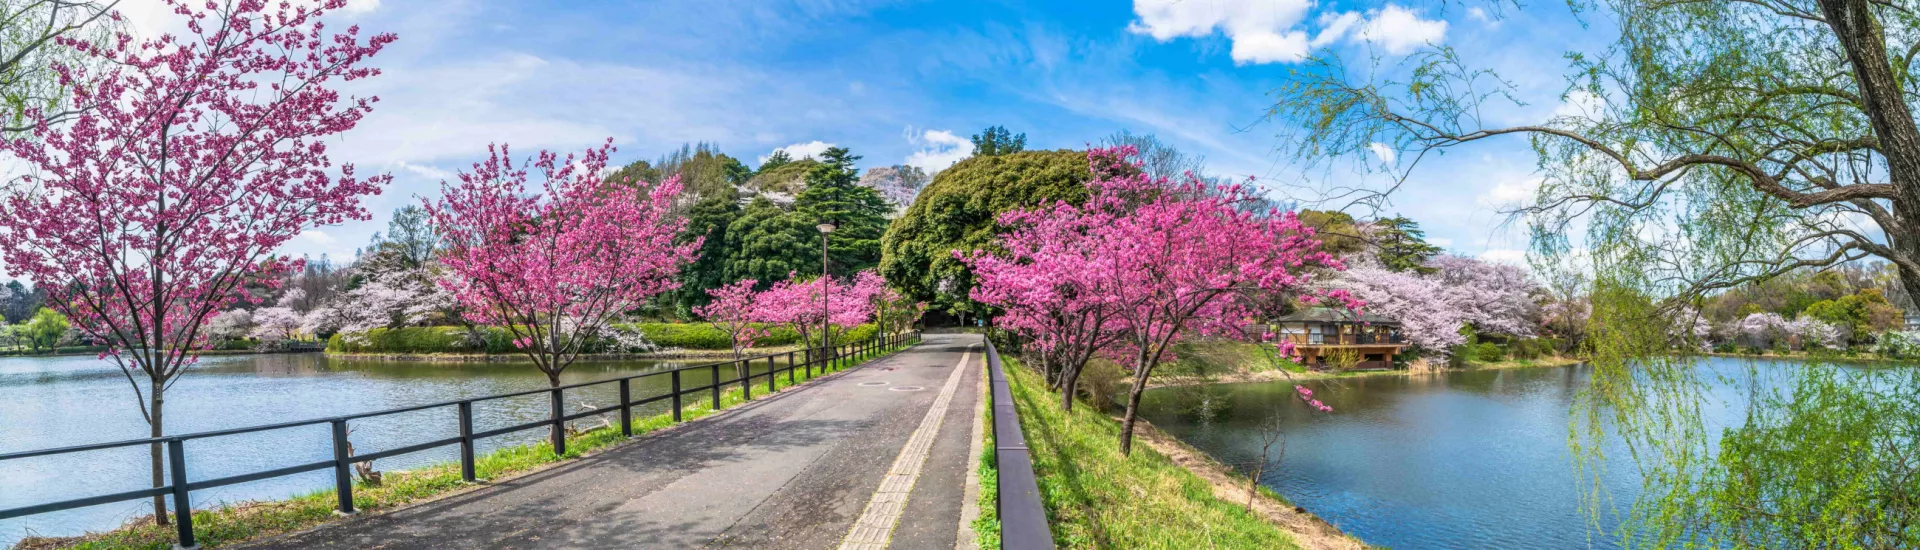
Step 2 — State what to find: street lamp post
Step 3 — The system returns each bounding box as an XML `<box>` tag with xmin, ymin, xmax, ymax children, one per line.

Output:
<box><xmin>817</xmin><ymin>223</ymin><xmax>836</xmax><ymax>365</ymax></box>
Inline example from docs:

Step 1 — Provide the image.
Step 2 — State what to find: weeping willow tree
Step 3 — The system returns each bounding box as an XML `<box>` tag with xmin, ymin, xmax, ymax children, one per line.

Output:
<box><xmin>1267</xmin><ymin>0</ymin><xmax>1920</xmax><ymax>545</ymax></box>
<box><xmin>0</xmin><ymin>0</ymin><xmax>120</xmax><ymax>133</ymax></box>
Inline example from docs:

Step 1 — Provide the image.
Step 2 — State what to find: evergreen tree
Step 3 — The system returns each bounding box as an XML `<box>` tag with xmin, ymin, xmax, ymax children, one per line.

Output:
<box><xmin>759</xmin><ymin>150</ymin><xmax>793</xmax><ymax>173</ymax></box>
<box><xmin>1375</xmin><ymin>215</ymin><xmax>1444</xmax><ymax>273</ymax></box>
<box><xmin>970</xmin><ymin>125</ymin><xmax>1026</xmax><ymax>156</ymax></box>
<box><xmin>670</xmin><ymin>195</ymin><xmax>743</xmax><ymax>314</ymax></box>
<box><xmin>795</xmin><ymin>147</ymin><xmax>892</xmax><ymax>277</ymax></box>
<box><xmin>725</xmin><ymin>197</ymin><xmax>818</xmax><ymax>285</ymax></box>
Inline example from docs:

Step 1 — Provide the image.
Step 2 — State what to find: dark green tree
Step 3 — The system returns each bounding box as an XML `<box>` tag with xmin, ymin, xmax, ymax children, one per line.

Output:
<box><xmin>1374</xmin><ymin>216</ymin><xmax>1444</xmax><ymax>273</ymax></box>
<box><xmin>758</xmin><ymin>149</ymin><xmax>793</xmax><ymax>173</ymax></box>
<box><xmin>795</xmin><ymin>147</ymin><xmax>892</xmax><ymax>277</ymax></box>
<box><xmin>970</xmin><ymin>125</ymin><xmax>1027</xmax><ymax>157</ymax></box>
<box><xmin>726</xmin><ymin>197</ymin><xmax>818</xmax><ymax>285</ymax></box>
<box><xmin>668</xmin><ymin>195</ymin><xmax>743</xmax><ymax>314</ymax></box>
<box><xmin>880</xmin><ymin>149</ymin><xmax>1091</xmax><ymax>318</ymax></box>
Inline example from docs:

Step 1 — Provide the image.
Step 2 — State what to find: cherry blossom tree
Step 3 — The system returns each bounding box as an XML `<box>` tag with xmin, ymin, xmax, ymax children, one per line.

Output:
<box><xmin>206</xmin><ymin>309</ymin><xmax>253</xmax><ymax>344</ymax></box>
<box><xmin>751</xmin><ymin>271</ymin><xmax>874</xmax><ymax>355</ymax></box>
<box><xmin>249</xmin><ymin>307</ymin><xmax>301</xmax><ymax>341</ymax></box>
<box><xmin>429</xmin><ymin>140</ymin><xmax>696</xmax><ymax>390</ymax></box>
<box><xmin>0</xmin><ymin>0</ymin><xmax>392</xmax><ymax>523</ymax></box>
<box><xmin>978</xmin><ymin>147</ymin><xmax>1348</xmax><ymax>455</ymax></box>
<box><xmin>696</xmin><ymin>279</ymin><xmax>765</xmax><ymax>360</ymax></box>
<box><xmin>1335</xmin><ymin>255</ymin><xmax>1541</xmax><ymax>357</ymax></box>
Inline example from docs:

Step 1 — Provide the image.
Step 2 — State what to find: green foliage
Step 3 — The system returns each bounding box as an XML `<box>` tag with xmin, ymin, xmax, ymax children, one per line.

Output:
<box><xmin>20</xmin><ymin>307</ymin><xmax>67</xmax><ymax>353</ymax></box>
<box><xmin>1373</xmin><ymin>215</ymin><xmax>1443</xmax><ymax>273</ymax></box>
<box><xmin>970</xmin><ymin>125</ymin><xmax>1026</xmax><ymax>156</ymax></box>
<box><xmin>1696</xmin><ymin>366</ymin><xmax>1920</xmax><ymax>548</ymax></box>
<box><xmin>1295</xmin><ymin>210</ymin><xmax>1366</xmax><ymax>256</ymax></box>
<box><xmin>1801</xmin><ymin>288</ymin><xmax>1903</xmax><ymax>343</ymax></box>
<box><xmin>667</xmin><ymin>195</ymin><xmax>744</xmax><ymax>315</ymax></box>
<box><xmin>725</xmin><ymin>197</ymin><xmax>819</xmax><ymax>284</ymax></box>
<box><xmin>879</xmin><ymin>149</ymin><xmax>1091</xmax><ymax>316</ymax></box>
<box><xmin>1002</xmin><ymin>357</ymin><xmax>1302</xmax><ymax>549</ymax></box>
<box><xmin>1472</xmin><ymin>343</ymin><xmax>1506</xmax><ymax>362</ymax></box>
<box><xmin>745</xmin><ymin>158</ymin><xmax>820</xmax><ymax>196</ymax></box>
<box><xmin>604</xmin><ymin>142</ymin><xmax>746</xmax><ymax>204</ymax></box>
<box><xmin>758</xmin><ymin>149</ymin><xmax>793</xmax><ymax>172</ymax></box>
<box><xmin>327</xmin><ymin>326</ymin><xmax>514</xmax><ymax>354</ymax></box>
<box><xmin>795</xmin><ymin>147</ymin><xmax>892</xmax><ymax>277</ymax></box>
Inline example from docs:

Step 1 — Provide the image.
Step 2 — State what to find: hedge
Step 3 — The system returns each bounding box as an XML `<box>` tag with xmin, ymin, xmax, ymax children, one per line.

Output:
<box><xmin>328</xmin><ymin>323</ymin><xmax>881</xmax><ymax>355</ymax></box>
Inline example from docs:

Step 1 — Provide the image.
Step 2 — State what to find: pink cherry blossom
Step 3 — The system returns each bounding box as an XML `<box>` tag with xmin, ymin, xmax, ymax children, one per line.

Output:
<box><xmin>427</xmin><ymin>140</ymin><xmax>699</xmax><ymax>387</ymax></box>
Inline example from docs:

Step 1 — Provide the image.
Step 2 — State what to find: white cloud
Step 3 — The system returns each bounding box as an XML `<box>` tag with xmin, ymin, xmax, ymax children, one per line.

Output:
<box><xmin>1552</xmin><ymin>89</ymin><xmax>1607</xmax><ymax>120</ymax></box>
<box><xmin>395</xmin><ymin>162</ymin><xmax>454</xmax><ymax>182</ymax></box>
<box><xmin>1356</xmin><ymin>5</ymin><xmax>1448</xmax><ymax>55</ymax></box>
<box><xmin>1129</xmin><ymin>0</ymin><xmax>1316</xmax><ymax>64</ymax></box>
<box><xmin>1368</xmin><ymin>142</ymin><xmax>1397</xmax><ymax>164</ymax></box>
<box><xmin>763</xmin><ymin>141</ymin><xmax>834</xmax><ymax>164</ymax></box>
<box><xmin>903</xmin><ymin>127</ymin><xmax>975</xmax><ymax>173</ymax></box>
<box><xmin>298</xmin><ymin>230</ymin><xmax>339</xmax><ymax>246</ymax></box>
<box><xmin>119</xmin><ymin>0</ymin><xmax>382</xmax><ymax>40</ymax></box>
<box><xmin>1131</xmin><ymin>1</ymin><xmax>1445</xmax><ymax>63</ymax></box>
<box><xmin>1427</xmin><ymin>236</ymin><xmax>1454</xmax><ymax>248</ymax></box>
<box><xmin>1480</xmin><ymin>176</ymin><xmax>1542</xmax><ymax>207</ymax></box>
<box><xmin>1479</xmin><ymin>249</ymin><xmax>1527</xmax><ymax>265</ymax></box>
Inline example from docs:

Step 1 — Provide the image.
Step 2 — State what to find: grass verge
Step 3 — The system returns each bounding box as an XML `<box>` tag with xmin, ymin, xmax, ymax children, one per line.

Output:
<box><xmin>15</xmin><ymin>339</ymin><xmax>919</xmax><ymax>550</ymax></box>
<box><xmin>971</xmin><ymin>373</ymin><xmax>1001</xmax><ymax>549</ymax></box>
<box><xmin>1000</xmin><ymin>356</ymin><xmax>1299</xmax><ymax>549</ymax></box>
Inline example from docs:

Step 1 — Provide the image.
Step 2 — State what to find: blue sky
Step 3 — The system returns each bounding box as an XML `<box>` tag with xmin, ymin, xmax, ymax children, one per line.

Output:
<box><xmin>126</xmin><ymin>0</ymin><xmax>1616</xmax><ymax>267</ymax></box>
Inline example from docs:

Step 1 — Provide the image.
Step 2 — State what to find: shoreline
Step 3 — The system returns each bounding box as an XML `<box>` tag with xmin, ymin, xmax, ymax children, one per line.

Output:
<box><xmin>1148</xmin><ymin>354</ymin><xmax>1584</xmax><ymax>389</ymax></box>
<box><xmin>1126</xmin><ymin>416</ymin><xmax>1368</xmax><ymax>550</ymax></box>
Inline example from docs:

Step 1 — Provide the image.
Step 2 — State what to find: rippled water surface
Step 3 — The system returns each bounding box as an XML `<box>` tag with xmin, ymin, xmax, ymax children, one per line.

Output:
<box><xmin>1136</xmin><ymin>358</ymin><xmax>1801</xmax><ymax>550</ymax></box>
<box><xmin>0</xmin><ymin>352</ymin><xmax>794</xmax><ymax>544</ymax></box>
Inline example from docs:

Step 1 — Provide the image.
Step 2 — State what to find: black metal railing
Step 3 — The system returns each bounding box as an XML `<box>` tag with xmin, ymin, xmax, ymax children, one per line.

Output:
<box><xmin>984</xmin><ymin>338</ymin><xmax>1055</xmax><ymax>549</ymax></box>
<box><xmin>0</xmin><ymin>330</ymin><xmax>922</xmax><ymax>548</ymax></box>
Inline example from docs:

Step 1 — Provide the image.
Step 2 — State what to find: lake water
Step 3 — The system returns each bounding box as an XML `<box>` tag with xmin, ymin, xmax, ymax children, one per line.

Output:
<box><xmin>1136</xmin><ymin>357</ymin><xmax>1817</xmax><ymax>550</ymax></box>
<box><xmin>0</xmin><ymin>351</ymin><xmax>796</xmax><ymax>545</ymax></box>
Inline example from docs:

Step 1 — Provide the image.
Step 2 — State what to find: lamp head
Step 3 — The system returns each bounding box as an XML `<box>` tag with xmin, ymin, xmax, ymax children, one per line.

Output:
<box><xmin>817</xmin><ymin>223</ymin><xmax>837</xmax><ymax>234</ymax></box>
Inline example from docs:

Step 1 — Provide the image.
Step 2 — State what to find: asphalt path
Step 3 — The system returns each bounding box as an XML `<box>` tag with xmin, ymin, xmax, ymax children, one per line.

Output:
<box><xmin>244</xmin><ymin>333</ymin><xmax>983</xmax><ymax>550</ymax></box>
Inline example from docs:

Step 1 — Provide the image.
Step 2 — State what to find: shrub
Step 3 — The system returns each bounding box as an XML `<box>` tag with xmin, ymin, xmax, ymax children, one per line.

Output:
<box><xmin>1475</xmin><ymin>343</ymin><xmax>1507</xmax><ymax>362</ymax></box>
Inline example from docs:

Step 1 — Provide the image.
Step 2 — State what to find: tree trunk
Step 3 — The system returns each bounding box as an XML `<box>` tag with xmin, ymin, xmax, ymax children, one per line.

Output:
<box><xmin>148</xmin><ymin>382</ymin><xmax>170</xmax><ymax>526</ymax></box>
<box><xmin>1060</xmin><ymin>364</ymin><xmax>1079</xmax><ymax>412</ymax></box>
<box><xmin>1118</xmin><ymin>355</ymin><xmax>1153</xmax><ymax>457</ymax></box>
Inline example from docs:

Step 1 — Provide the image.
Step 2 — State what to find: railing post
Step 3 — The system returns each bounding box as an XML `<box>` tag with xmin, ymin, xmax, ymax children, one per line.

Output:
<box><xmin>741</xmin><ymin>360</ymin><xmax>752</xmax><ymax>400</ymax></box>
<box><xmin>671</xmin><ymin>369</ymin><xmax>683</xmax><ymax>422</ymax></box>
<box><xmin>549</xmin><ymin>388</ymin><xmax>567</xmax><ymax>456</ymax></box>
<box><xmin>787</xmin><ymin>352</ymin><xmax>796</xmax><ymax>384</ymax></box>
<box><xmin>458</xmin><ymin>401</ymin><xmax>476</xmax><ymax>482</ymax></box>
<box><xmin>767</xmin><ymin>356</ymin><xmax>776</xmax><ymax>392</ymax></box>
<box><xmin>710</xmin><ymin>364</ymin><xmax>721</xmax><ymax>410</ymax></box>
<box><xmin>804</xmin><ymin>348</ymin><xmax>813</xmax><ymax>378</ymax></box>
<box><xmin>618</xmin><ymin>378</ymin><xmax>633</xmax><ymax>437</ymax></box>
<box><xmin>166</xmin><ymin>438</ymin><xmax>197</xmax><ymax>549</ymax></box>
<box><xmin>330</xmin><ymin>419</ymin><xmax>355</xmax><ymax>515</ymax></box>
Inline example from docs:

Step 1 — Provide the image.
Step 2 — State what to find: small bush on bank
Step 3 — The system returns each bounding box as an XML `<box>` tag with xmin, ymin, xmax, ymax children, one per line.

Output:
<box><xmin>1474</xmin><ymin>343</ymin><xmax>1507</xmax><ymax>362</ymax></box>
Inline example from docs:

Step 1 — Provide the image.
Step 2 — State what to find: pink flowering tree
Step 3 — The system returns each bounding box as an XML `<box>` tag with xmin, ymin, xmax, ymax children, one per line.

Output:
<box><xmin>696</xmin><ymin>279</ymin><xmax>766</xmax><ymax>361</ymax></box>
<box><xmin>0</xmin><ymin>0</ymin><xmax>392</xmax><ymax>524</ymax></box>
<box><xmin>962</xmin><ymin>195</ymin><xmax>1128</xmax><ymax>411</ymax></box>
<box><xmin>751</xmin><ymin>272</ymin><xmax>874</xmax><ymax>356</ymax></box>
<box><xmin>429</xmin><ymin>140</ymin><xmax>696</xmax><ymax>397</ymax></box>
<box><xmin>979</xmin><ymin>147</ymin><xmax>1349</xmax><ymax>455</ymax></box>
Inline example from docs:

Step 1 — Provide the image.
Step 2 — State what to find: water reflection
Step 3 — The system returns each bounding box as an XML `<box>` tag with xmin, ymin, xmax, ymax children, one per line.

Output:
<box><xmin>1137</xmin><ymin>358</ymin><xmax>1813</xmax><ymax>550</ymax></box>
<box><xmin>0</xmin><ymin>352</ymin><xmax>790</xmax><ymax>543</ymax></box>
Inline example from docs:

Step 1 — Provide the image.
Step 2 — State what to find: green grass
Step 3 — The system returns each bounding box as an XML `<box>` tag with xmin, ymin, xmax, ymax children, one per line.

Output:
<box><xmin>25</xmin><ymin>337</ymin><xmax>918</xmax><ymax>550</ymax></box>
<box><xmin>1152</xmin><ymin>340</ymin><xmax>1278</xmax><ymax>379</ymax></box>
<box><xmin>1000</xmin><ymin>356</ymin><xmax>1299</xmax><ymax>549</ymax></box>
<box><xmin>972</xmin><ymin>377</ymin><xmax>1001</xmax><ymax>549</ymax></box>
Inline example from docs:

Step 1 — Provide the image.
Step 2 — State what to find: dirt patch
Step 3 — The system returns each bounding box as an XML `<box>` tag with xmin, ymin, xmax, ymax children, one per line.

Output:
<box><xmin>1124</xmin><ymin>418</ymin><xmax>1371</xmax><ymax>550</ymax></box>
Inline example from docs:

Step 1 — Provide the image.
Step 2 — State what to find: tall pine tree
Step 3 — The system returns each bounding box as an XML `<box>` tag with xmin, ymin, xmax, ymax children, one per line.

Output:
<box><xmin>795</xmin><ymin>147</ymin><xmax>892</xmax><ymax>278</ymax></box>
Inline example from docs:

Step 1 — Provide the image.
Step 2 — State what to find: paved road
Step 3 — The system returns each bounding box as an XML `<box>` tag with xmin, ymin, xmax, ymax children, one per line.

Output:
<box><xmin>246</xmin><ymin>334</ymin><xmax>983</xmax><ymax>550</ymax></box>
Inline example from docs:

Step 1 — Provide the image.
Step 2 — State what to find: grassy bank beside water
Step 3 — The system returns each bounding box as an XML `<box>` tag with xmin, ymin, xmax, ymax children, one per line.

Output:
<box><xmin>989</xmin><ymin>356</ymin><xmax>1302</xmax><ymax>549</ymax></box>
<box><xmin>14</xmin><ymin>338</ymin><xmax>915</xmax><ymax>550</ymax></box>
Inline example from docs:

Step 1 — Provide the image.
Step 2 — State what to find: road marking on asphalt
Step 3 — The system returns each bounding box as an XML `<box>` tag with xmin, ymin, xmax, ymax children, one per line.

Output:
<box><xmin>839</xmin><ymin>345</ymin><xmax>976</xmax><ymax>550</ymax></box>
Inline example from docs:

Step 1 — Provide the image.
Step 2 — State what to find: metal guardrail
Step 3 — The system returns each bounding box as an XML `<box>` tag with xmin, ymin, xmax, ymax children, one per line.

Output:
<box><xmin>0</xmin><ymin>330</ymin><xmax>923</xmax><ymax>548</ymax></box>
<box><xmin>984</xmin><ymin>338</ymin><xmax>1055</xmax><ymax>549</ymax></box>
